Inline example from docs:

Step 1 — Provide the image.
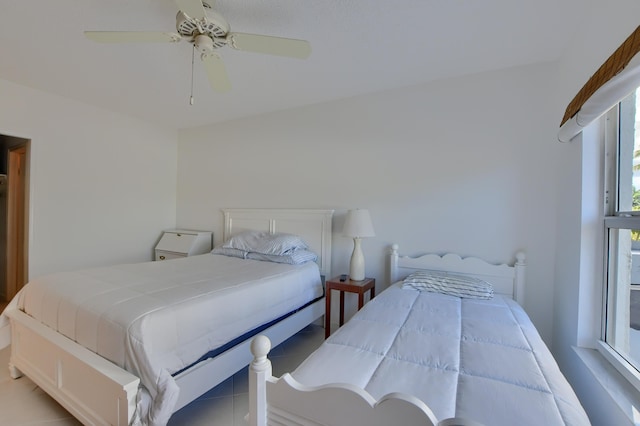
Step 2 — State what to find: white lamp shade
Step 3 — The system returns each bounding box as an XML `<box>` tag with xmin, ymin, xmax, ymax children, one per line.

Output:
<box><xmin>343</xmin><ymin>209</ymin><xmax>375</xmax><ymax>238</ymax></box>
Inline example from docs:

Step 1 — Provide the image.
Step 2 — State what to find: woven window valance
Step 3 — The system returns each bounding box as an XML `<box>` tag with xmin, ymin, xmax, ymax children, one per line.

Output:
<box><xmin>558</xmin><ymin>25</ymin><xmax>640</xmax><ymax>142</ymax></box>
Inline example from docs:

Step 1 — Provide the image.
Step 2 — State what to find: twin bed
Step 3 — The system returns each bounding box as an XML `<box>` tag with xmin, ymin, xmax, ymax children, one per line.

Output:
<box><xmin>0</xmin><ymin>208</ymin><xmax>334</xmax><ymax>425</ymax></box>
<box><xmin>0</xmin><ymin>207</ymin><xmax>589</xmax><ymax>425</ymax></box>
<box><xmin>248</xmin><ymin>246</ymin><xmax>591</xmax><ymax>426</ymax></box>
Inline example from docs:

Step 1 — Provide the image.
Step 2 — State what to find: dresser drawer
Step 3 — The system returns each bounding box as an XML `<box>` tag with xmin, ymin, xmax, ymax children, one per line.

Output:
<box><xmin>155</xmin><ymin>250</ymin><xmax>185</xmax><ymax>261</ymax></box>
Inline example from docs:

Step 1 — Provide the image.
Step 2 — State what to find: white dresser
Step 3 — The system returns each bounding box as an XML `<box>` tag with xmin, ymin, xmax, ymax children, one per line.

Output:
<box><xmin>155</xmin><ymin>230</ymin><xmax>213</xmax><ymax>261</ymax></box>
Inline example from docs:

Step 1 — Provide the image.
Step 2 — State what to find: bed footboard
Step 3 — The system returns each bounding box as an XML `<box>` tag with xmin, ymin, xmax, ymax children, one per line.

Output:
<box><xmin>7</xmin><ymin>307</ymin><xmax>140</xmax><ymax>426</ymax></box>
<box><xmin>248</xmin><ymin>336</ymin><xmax>483</xmax><ymax>426</ymax></box>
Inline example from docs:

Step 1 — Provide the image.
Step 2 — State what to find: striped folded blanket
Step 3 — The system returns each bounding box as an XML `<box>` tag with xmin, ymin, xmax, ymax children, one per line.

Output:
<box><xmin>402</xmin><ymin>270</ymin><xmax>493</xmax><ymax>299</ymax></box>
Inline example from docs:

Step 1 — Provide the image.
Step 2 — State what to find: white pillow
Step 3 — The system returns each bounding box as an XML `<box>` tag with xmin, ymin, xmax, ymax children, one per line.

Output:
<box><xmin>402</xmin><ymin>270</ymin><xmax>494</xmax><ymax>299</ymax></box>
<box><xmin>222</xmin><ymin>231</ymin><xmax>309</xmax><ymax>256</ymax></box>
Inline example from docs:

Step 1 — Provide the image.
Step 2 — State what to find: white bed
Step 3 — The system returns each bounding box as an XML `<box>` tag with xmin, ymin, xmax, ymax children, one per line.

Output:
<box><xmin>0</xmin><ymin>208</ymin><xmax>333</xmax><ymax>426</ymax></box>
<box><xmin>248</xmin><ymin>245</ymin><xmax>590</xmax><ymax>426</ymax></box>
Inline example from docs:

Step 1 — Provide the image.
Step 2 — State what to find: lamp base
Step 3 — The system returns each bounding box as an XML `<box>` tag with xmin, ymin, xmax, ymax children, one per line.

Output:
<box><xmin>349</xmin><ymin>237</ymin><xmax>365</xmax><ymax>281</ymax></box>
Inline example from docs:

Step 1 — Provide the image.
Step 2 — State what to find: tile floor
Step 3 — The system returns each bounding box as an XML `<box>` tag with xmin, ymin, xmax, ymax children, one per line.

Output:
<box><xmin>0</xmin><ymin>323</ymin><xmax>326</xmax><ymax>425</ymax></box>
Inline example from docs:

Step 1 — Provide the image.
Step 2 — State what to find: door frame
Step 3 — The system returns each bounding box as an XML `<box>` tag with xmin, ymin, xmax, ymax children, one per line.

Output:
<box><xmin>6</xmin><ymin>142</ymin><xmax>29</xmax><ymax>300</ymax></box>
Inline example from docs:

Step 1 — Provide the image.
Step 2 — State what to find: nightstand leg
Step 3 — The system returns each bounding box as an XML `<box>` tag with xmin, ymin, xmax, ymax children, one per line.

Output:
<box><xmin>325</xmin><ymin>289</ymin><xmax>331</xmax><ymax>339</ymax></box>
<box><xmin>339</xmin><ymin>291</ymin><xmax>345</xmax><ymax>326</ymax></box>
<box><xmin>358</xmin><ymin>293</ymin><xmax>365</xmax><ymax>309</ymax></box>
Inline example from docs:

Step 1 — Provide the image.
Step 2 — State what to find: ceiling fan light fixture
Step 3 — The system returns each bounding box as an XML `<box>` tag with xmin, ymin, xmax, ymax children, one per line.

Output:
<box><xmin>194</xmin><ymin>34</ymin><xmax>215</xmax><ymax>54</ymax></box>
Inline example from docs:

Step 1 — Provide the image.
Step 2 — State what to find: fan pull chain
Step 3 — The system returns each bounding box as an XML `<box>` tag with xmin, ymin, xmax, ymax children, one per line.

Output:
<box><xmin>190</xmin><ymin>46</ymin><xmax>195</xmax><ymax>105</ymax></box>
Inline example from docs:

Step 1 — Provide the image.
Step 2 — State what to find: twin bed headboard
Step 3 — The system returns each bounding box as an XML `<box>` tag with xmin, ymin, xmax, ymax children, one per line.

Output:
<box><xmin>222</xmin><ymin>208</ymin><xmax>334</xmax><ymax>277</ymax></box>
<box><xmin>388</xmin><ymin>244</ymin><xmax>527</xmax><ymax>305</ymax></box>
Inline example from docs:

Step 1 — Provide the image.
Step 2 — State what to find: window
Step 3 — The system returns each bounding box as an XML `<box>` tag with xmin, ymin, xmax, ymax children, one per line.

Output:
<box><xmin>603</xmin><ymin>87</ymin><xmax>640</xmax><ymax>384</ymax></box>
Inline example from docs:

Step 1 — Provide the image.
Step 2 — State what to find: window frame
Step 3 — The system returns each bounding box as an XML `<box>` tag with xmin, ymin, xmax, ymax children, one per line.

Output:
<box><xmin>600</xmin><ymin>93</ymin><xmax>640</xmax><ymax>393</ymax></box>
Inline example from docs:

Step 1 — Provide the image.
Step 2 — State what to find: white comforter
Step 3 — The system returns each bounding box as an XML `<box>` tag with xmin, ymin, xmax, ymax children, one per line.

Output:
<box><xmin>5</xmin><ymin>254</ymin><xmax>323</xmax><ymax>425</ymax></box>
<box><xmin>292</xmin><ymin>283</ymin><xmax>590</xmax><ymax>426</ymax></box>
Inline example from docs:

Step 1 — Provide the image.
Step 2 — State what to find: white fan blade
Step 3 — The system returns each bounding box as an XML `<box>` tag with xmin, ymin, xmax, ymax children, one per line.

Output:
<box><xmin>85</xmin><ymin>31</ymin><xmax>181</xmax><ymax>43</ymax></box>
<box><xmin>175</xmin><ymin>0</ymin><xmax>207</xmax><ymax>21</ymax></box>
<box><xmin>228</xmin><ymin>33</ymin><xmax>311</xmax><ymax>59</ymax></box>
<box><xmin>201</xmin><ymin>52</ymin><xmax>231</xmax><ymax>92</ymax></box>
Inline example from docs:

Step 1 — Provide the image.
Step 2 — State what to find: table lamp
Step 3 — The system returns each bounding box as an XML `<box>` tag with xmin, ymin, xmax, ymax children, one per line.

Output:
<box><xmin>343</xmin><ymin>209</ymin><xmax>375</xmax><ymax>281</ymax></box>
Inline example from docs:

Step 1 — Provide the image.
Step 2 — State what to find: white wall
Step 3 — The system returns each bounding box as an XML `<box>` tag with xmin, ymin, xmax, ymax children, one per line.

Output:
<box><xmin>177</xmin><ymin>61</ymin><xmax>560</xmax><ymax>342</ymax></box>
<box><xmin>0</xmin><ymin>78</ymin><xmax>178</xmax><ymax>279</ymax></box>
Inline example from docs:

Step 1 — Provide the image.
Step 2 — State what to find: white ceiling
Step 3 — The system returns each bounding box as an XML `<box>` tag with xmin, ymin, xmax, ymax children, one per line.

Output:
<box><xmin>0</xmin><ymin>0</ymin><xmax>584</xmax><ymax>130</ymax></box>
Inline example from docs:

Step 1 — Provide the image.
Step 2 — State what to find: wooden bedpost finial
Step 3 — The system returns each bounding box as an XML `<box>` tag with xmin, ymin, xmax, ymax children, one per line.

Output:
<box><xmin>251</xmin><ymin>335</ymin><xmax>271</xmax><ymax>367</ymax></box>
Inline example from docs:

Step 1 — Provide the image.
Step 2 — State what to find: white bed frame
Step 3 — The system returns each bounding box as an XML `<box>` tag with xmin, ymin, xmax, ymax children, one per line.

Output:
<box><xmin>248</xmin><ymin>245</ymin><xmax>526</xmax><ymax>426</ymax></box>
<box><xmin>5</xmin><ymin>208</ymin><xmax>334</xmax><ymax>426</ymax></box>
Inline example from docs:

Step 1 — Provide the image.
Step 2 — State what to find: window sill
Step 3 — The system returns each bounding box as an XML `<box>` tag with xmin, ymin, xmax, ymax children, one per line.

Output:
<box><xmin>574</xmin><ymin>346</ymin><xmax>640</xmax><ymax>423</ymax></box>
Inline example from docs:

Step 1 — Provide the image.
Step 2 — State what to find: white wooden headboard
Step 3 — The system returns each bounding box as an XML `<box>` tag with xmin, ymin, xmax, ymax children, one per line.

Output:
<box><xmin>222</xmin><ymin>208</ymin><xmax>334</xmax><ymax>277</ymax></box>
<box><xmin>388</xmin><ymin>244</ymin><xmax>526</xmax><ymax>305</ymax></box>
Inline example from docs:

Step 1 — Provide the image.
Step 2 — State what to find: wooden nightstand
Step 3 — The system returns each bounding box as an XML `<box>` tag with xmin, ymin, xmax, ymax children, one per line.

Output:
<box><xmin>325</xmin><ymin>276</ymin><xmax>375</xmax><ymax>338</ymax></box>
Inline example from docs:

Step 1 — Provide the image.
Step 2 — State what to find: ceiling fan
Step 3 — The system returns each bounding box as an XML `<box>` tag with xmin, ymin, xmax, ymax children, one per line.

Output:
<box><xmin>84</xmin><ymin>0</ymin><xmax>311</xmax><ymax>94</ymax></box>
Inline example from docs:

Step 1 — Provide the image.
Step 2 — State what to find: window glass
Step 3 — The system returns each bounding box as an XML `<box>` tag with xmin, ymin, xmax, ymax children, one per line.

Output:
<box><xmin>605</xmin><ymin>87</ymin><xmax>640</xmax><ymax>372</ymax></box>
